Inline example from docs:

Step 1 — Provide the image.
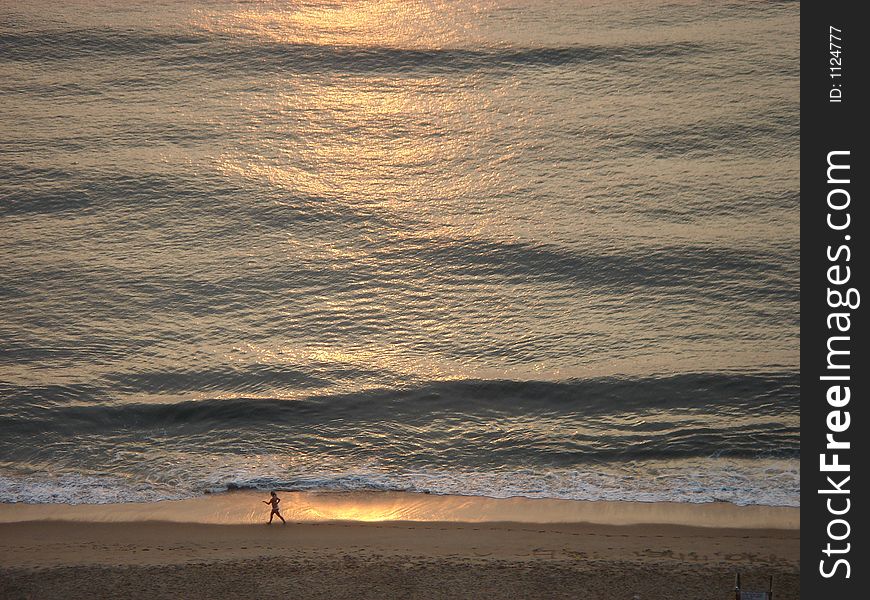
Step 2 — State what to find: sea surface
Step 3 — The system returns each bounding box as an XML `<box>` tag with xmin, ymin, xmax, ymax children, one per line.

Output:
<box><xmin>1</xmin><ymin>0</ymin><xmax>799</xmax><ymax>507</ymax></box>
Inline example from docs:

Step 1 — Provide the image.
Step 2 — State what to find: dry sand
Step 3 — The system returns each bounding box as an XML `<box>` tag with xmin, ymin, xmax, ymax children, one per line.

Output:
<box><xmin>0</xmin><ymin>493</ymin><xmax>799</xmax><ymax>599</ymax></box>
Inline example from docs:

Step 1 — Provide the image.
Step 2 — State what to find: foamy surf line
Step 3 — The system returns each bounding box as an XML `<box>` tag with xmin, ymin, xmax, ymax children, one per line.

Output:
<box><xmin>0</xmin><ymin>458</ymin><xmax>801</xmax><ymax>508</ymax></box>
<box><xmin>0</xmin><ymin>490</ymin><xmax>799</xmax><ymax>530</ymax></box>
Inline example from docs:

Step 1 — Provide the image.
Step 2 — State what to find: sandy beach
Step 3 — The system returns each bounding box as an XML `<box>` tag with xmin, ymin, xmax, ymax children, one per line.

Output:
<box><xmin>0</xmin><ymin>492</ymin><xmax>799</xmax><ymax>599</ymax></box>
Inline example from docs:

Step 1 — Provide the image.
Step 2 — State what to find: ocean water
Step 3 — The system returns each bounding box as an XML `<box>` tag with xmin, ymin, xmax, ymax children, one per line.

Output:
<box><xmin>0</xmin><ymin>0</ymin><xmax>799</xmax><ymax>507</ymax></box>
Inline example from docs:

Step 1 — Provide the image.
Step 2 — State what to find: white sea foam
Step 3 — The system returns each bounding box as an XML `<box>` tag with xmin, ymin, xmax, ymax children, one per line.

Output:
<box><xmin>0</xmin><ymin>474</ymin><xmax>188</xmax><ymax>505</ymax></box>
<box><xmin>0</xmin><ymin>458</ymin><xmax>799</xmax><ymax>508</ymax></box>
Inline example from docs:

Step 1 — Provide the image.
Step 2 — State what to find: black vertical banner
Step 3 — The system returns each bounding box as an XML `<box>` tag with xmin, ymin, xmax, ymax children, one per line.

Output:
<box><xmin>802</xmin><ymin>2</ymin><xmax>867</xmax><ymax>598</ymax></box>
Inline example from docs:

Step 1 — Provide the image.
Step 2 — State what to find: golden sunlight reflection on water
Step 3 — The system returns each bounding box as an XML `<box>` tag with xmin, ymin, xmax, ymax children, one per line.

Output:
<box><xmin>5</xmin><ymin>0</ymin><xmax>794</xmax><ymax>394</ymax></box>
<box><xmin>195</xmin><ymin>0</ymin><xmax>483</xmax><ymax>49</ymax></box>
<box><xmin>201</xmin><ymin>5</ymin><xmax>540</xmax><ymax>385</ymax></box>
<box><xmin>0</xmin><ymin>491</ymin><xmax>800</xmax><ymax>529</ymax></box>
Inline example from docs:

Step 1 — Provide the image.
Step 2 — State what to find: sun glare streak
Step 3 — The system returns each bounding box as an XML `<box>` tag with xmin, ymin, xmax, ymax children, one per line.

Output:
<box><xmin>215</xmin><ymin>74</ymin><xmax>495</xmax><ymax>216</ymax></box>
<box><xmin>194</xmin><ymin>0</ymin><xmax>475</xmax><ymax>49</ymax></box>
<box><xmin>200</xmin><ymin>1</ymin><xmax>508</xmax><ymax>225</ymax></box>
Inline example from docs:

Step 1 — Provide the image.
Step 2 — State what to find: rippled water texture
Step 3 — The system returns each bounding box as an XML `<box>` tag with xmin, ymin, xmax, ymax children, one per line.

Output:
<box><xmin>1</xmin><ymin>0</ymin><xmax>799</xmax><ymax>506</ymax></box>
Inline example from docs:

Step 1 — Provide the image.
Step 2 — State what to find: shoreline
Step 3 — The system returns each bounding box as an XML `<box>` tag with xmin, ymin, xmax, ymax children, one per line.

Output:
<box><xmin>0</xmin><ymin>492</ymin><xmax>800</xmax><ymax>598</ymax></box>
<box><xmin>0</xmin><ymin>490</ymin><xmax>800</xmax><ymax>529</ymax></box>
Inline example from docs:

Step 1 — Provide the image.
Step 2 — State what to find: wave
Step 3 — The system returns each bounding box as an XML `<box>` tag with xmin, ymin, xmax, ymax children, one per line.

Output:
<box><xmin>0</xmin><ymin>372</ymin><xmax>799</xmax><ymax>463</ymax></box>
<box><xmin>0</xmin><ymin>29</ymin><xmax>206</xmax><ymax>60</ymax></box>
<box><xmin>0</xmin><ymin>458</ymin><xmax>800</xmax><ymax>507</ymax></box>
<box><xmin>177</xmin><ymin>41</ymin><xmax>712</xmax><ymax>75</ymax></box>
<box><xmin>0</xmin><ymin>164</ymin><xmax>387</xmax><ymax>226</ymax></box>
<box><xmin>205</xmin><ymin>460</ymin><xmax>802</xmax><ymax>507</ymax></box>
<box><xmin>0</xmin><ymin>220</ymin><xmax>799</xmax><ymax>313</ymax></box>
<box><xmin>0</xmin><ymin>371</ymin><xmax>799</xmax><ymax>413</ymax></box>
<box><xmin>1</xmin><ymin>27</ymin><xmax>713</xmax><ymax>73</ymax></box>
<box><xmin>369</xmin><ymin>236</ymin><xmax>799</xmax><ymax>298</ymax></box>
<box><xmin>607</xmin><ymin>115</ymin><xmax>799</xmax><ymax>160</ymax></box>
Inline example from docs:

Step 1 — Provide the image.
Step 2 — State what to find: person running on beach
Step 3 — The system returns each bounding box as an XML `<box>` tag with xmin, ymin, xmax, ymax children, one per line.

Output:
<box><xmin>263</xmin><ymin>491</ymin><xmax>286</xmax><ymax>524</ymax></box>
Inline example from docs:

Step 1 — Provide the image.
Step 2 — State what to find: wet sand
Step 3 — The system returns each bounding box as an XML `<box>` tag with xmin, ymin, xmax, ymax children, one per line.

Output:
<box><xmin>0</xmin><ymin>493</ymin><xmax>799</xmax><ymax>599</ymax></box>
<box><xmin>0</xmin><ymin>490</ymin><xmax>800</xmax><ymax>528</ymax></box>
